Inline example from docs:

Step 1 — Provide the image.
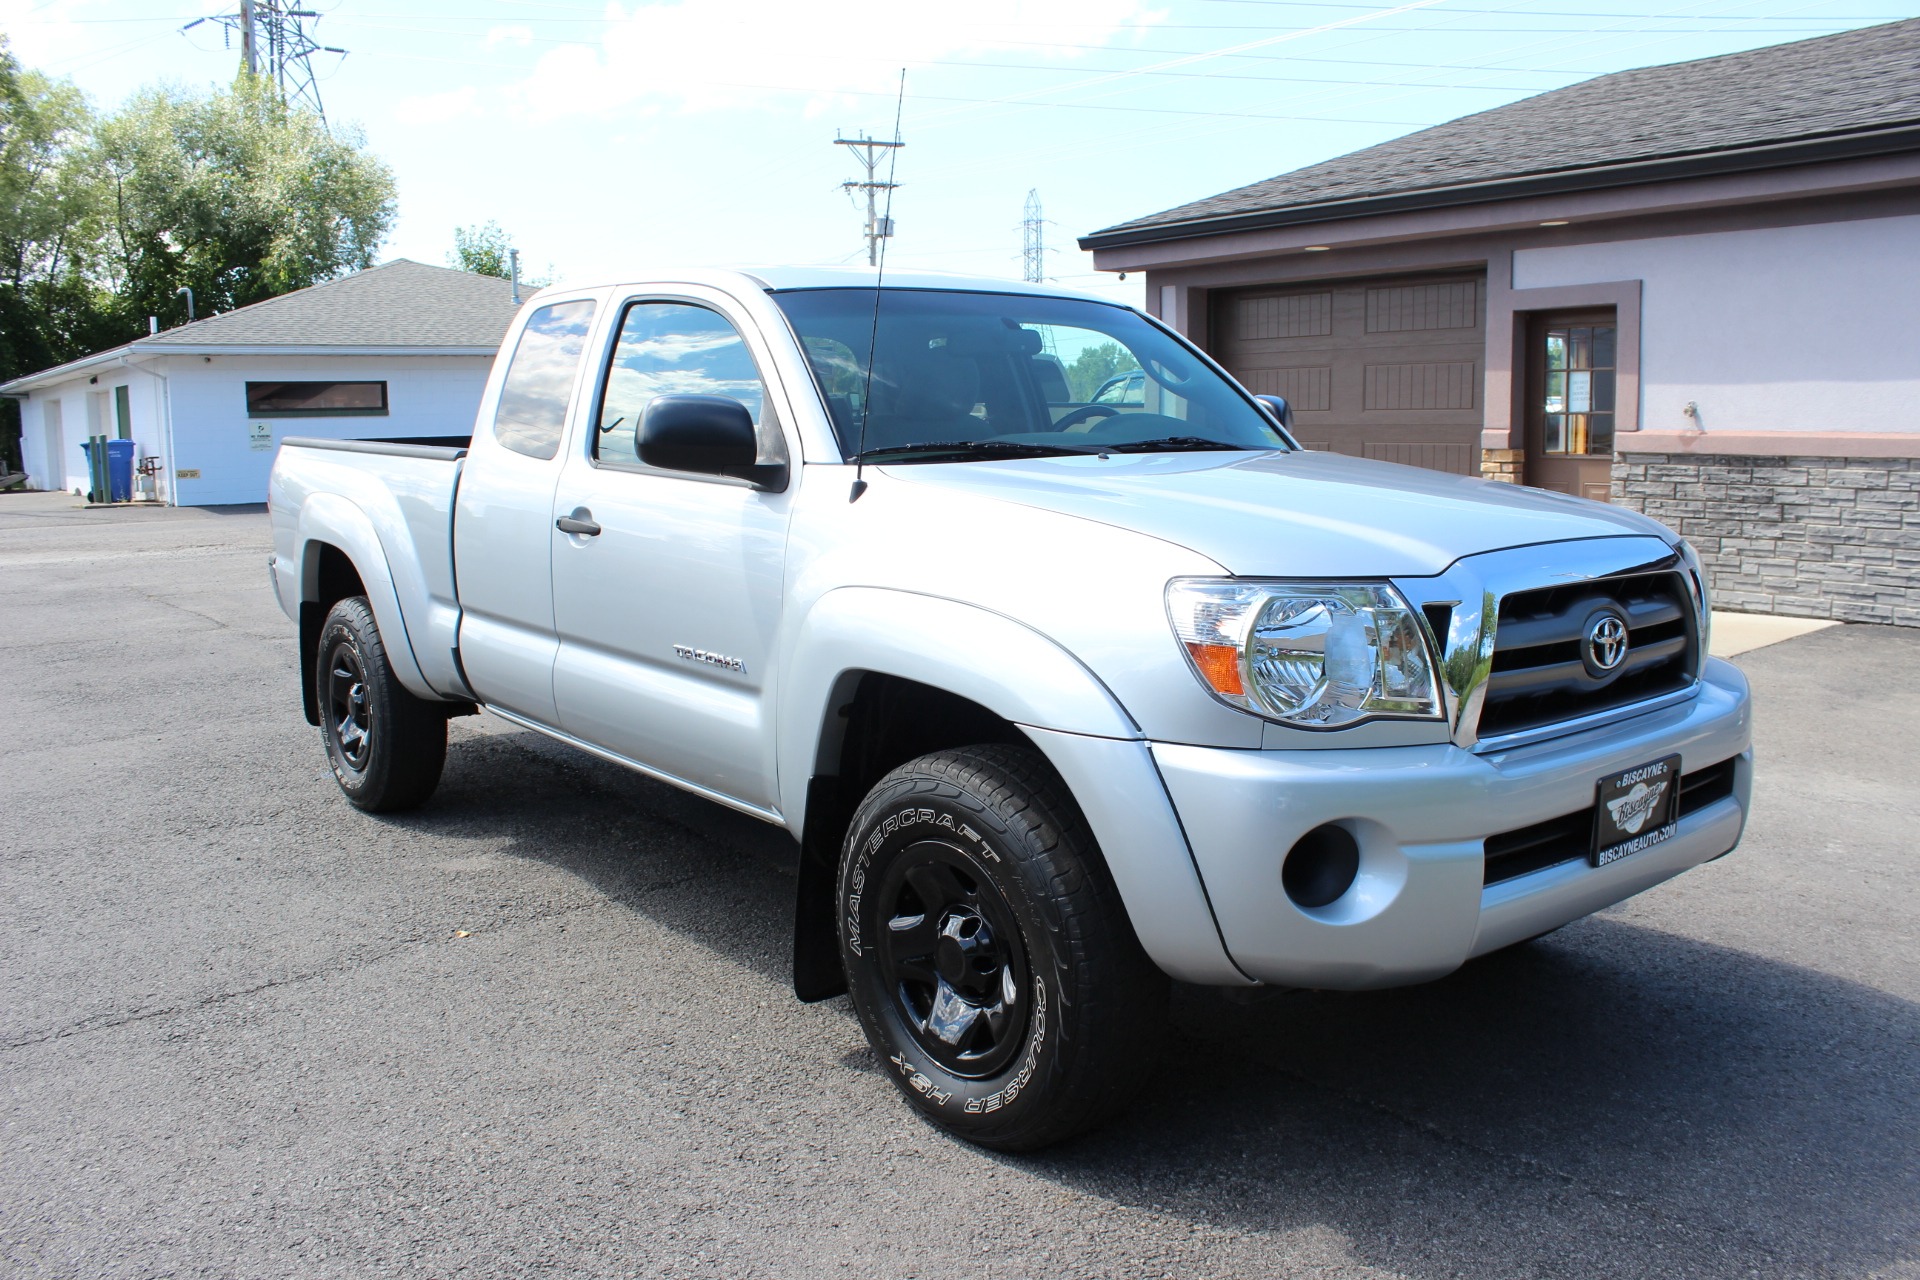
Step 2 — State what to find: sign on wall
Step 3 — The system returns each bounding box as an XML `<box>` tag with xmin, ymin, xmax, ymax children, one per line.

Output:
<box><xmin>249</xmin><ymin>423</ymin><xmax>273</xmax><ymax>451</ymax></box>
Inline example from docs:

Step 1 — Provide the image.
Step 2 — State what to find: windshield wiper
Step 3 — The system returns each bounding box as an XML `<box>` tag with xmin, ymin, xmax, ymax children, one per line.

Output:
<box><xmin>857</xmin><ymin>439</ymin><xmax>1104</xmax><ymax>463</ymax></box>
<box><xmin>1105</xmin><ymin>435</ymin><xmax>1262</xmax><ymax>453</ymax></box>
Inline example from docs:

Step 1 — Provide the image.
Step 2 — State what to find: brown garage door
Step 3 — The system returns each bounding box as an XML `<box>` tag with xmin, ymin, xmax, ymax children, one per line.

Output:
<box><xmin>1211</xmin><ymin>272</ymin><xmax>1486</xmax><ymax>475</ymax></box>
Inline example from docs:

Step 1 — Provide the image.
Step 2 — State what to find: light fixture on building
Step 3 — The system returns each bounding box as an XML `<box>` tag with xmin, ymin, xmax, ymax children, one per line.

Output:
<box><xmin>1303</xmin><ymin>245</ymin><xmax>1331</xmax><ymax>252</ymax></box>
<box><xmin>1540</xmin><ymin>220</ymin><xmax>1570</xmax><ymax>226</ymax></box>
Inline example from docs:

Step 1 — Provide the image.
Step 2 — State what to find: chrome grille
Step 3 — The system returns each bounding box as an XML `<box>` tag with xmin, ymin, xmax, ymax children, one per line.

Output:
<box><xmin>1476</xmin><ymin>570</ymin><xmax>1699</xmax><ymax>741</ymax></box>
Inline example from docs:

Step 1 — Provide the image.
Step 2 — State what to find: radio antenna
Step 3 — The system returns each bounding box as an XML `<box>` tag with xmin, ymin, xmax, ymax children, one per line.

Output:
<box><xmin>850</xmin><ymin>70</ymin><xmax>905</xmax><ymax>504</ymax></box>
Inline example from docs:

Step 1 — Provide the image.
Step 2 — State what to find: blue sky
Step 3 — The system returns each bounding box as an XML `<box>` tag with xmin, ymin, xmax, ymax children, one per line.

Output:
<box><xmin>4</xmin><ymin>0</ymin><xmax>1914</xmax><ymax>306</ymax></box>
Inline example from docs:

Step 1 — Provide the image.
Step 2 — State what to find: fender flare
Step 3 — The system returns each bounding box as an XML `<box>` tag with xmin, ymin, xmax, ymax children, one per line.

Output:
<box><xmin>775</xmin><ymin>586</ymin><xmax>1140</xmax><ymax>828</ymax></box>
<box><xmin>297</xmin><ymin>492</ymin><xmax>434</xmax><ymax>700</ymax></box>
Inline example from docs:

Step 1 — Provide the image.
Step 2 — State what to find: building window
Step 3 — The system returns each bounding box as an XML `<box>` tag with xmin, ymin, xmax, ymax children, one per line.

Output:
<box><xmin>113</xmin><ymin>384</ymin><xmax>132</xmax><ymax>440</ymax></box>
<box><xmin>245</xmin><ymin>381</ymin><xmax>389</xmax><ymax>417</ymax></box>
<box><xmin>1541</xmin><ymin>324</ymin><xmax>1615</xmax><ymax>455</ymax></box>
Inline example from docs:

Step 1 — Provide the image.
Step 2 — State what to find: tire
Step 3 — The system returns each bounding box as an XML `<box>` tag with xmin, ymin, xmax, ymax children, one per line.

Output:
<box><xmin>316</xmin><ymin>596</ymin><xmax>447</xmax><ymax>812</ymax></box>
<box><xmin>839</xmin><ymin>744</ymin><xmax>1168</xmax><ymax>1151</ymax></box>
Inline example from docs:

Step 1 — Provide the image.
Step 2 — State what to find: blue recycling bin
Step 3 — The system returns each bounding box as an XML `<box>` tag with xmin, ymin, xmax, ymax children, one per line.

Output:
<box><xmin>79</xmin><ymin>439</ymin><xmax>136</xmax><ymax>502</ymax></box>
<box><xmin>106</xmin><ymin>440</ymin><xmax>135</xmax><ymax>502</ymax></box>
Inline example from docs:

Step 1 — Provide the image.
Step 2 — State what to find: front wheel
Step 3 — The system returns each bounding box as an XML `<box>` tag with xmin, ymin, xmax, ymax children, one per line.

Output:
<box><xmin>839</xmin><ymin>745</ymin><xmax>1168</xmax><ymax>1150</ymax></box>
<box><xmin>317</xmin><ymin>596</ymin><xmax>447</xmax><ymax>812</ymax></box>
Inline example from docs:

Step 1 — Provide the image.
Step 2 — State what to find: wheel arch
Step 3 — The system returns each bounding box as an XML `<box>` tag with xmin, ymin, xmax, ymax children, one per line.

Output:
<box><xmin>779</xmin><ymin>588</ymin><xmax>1147</xmax><ymax>1002</ymax></box>
<box><xmin>294</xmin><ymin>494</ymin><xmax>434</xmax><ymax>719</ymax></box>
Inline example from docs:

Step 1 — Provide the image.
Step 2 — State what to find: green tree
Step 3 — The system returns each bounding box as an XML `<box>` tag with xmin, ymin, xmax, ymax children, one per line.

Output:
<box><xmin>0</xmin><ymin>35</ymin><xmax>116</xmax><ymax>470</ymax></box>
<box><xmin>93</xmin><ymin>73</ymin><xmax>397</xmax><ymax>328</ymax></box>
<box><xmin>448</xmin><ymin>220</ymin><xmax>547</xmax><ymax>286</ymax></box>
<box><xmin>449</xmin><ymin>220</ymin><xmax>510</xmax><ymax>278</ymax></box>
<box><xmin>1064</xmin><ymin>341</ymin><xmax>1140</xmax><ymax>402</ymax></box>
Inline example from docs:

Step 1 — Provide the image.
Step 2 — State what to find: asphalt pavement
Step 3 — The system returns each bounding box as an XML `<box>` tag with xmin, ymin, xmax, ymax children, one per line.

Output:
<box><xmin>2</xmin><ymin>491</ymin><xmax>1915</xmax><ymax>1280</ymax></box>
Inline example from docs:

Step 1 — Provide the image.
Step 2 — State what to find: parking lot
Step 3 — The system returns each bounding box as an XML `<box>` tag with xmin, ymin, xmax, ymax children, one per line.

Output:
<box><xmin>2</xmin><ymin>491</ymin><xmax>1915</xmax><ymax>1280</ymax></box>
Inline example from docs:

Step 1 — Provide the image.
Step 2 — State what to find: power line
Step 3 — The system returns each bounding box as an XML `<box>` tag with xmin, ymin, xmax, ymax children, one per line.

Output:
<box><xmin>835</xmin><ymin>133</ymin><xmax>905</xmax><ymax>267</ymax></box>
<box><xmin>183</xmin><ymin>1</ymin><xmax>346</xmax><ymax>123</ymax></box>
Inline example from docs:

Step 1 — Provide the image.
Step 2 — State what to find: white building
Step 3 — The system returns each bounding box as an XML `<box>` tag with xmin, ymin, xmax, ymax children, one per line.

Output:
<box><xmin>2</xmin><ymin>259</ymin><xmax>520</xmax><ymax>506</ymax></box>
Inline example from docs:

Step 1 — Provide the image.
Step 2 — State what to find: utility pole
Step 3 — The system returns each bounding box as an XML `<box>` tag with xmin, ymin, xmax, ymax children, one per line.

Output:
<box><xmin>186</xmin><ymin>1</ymin><xmax>344</xmax><ymax>124</ymax></box>
<box><xmin>238</xmin><ymin>0</ymin><xmax>258</xmax><ymax>76</ymax></box>
<box><xmin>835</xmin><ymin>133</ymin><xmax>904</xmax><ymax>267</ymax></box>
<box><xmin>1021</xmin><ymin>189</ymin><xmax>1046</xmax><ymax>283</ymax></box>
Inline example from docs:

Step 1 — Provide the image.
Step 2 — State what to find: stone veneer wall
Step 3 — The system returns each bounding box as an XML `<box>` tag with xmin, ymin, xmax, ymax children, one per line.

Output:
<box><xmin>1612</xmin><ymin>452</ymin><xmax>1920</xmax><ymax>627</ymax></box>
<box><xmin>1481</xmin><ymin>448</ymin><xmax>1524</xmax><ymax>484</ymax></box>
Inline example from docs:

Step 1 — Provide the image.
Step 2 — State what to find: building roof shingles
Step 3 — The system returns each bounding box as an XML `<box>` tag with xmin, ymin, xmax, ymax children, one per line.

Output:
<box><xmin>142</xmin><ymin>257</ymin><xmax>521</xmax><ymax>349</ymax></box>
<box><xmin>1090</xmin><ymin>17</ymin><xmax>1920</xmax><ymax>240</ymax></box>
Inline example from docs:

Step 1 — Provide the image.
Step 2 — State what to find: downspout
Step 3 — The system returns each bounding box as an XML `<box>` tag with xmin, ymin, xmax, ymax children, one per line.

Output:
<box><xmin>118</xmin><ymin>351</ymin><xmax>177</xmax><ymax>506</ymax></box>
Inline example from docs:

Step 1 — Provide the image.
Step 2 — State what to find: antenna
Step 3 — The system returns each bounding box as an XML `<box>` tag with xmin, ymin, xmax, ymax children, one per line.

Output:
<box><xmin>849</xmin><ymin>71</ymin><xmax>906</xmax><ymax>504</ymax></box>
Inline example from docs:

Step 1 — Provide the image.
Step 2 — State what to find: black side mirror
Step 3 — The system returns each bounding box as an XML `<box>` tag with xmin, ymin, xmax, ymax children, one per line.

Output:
<box><xmin>1254</xmin><ymin>394</ymin><xmax>1293</xmax><ymax>430</ymax></box>
<box><xmin>638</xmin><ymin>395</ymin><xmax>787</xmax><ymax>490</ymax></box>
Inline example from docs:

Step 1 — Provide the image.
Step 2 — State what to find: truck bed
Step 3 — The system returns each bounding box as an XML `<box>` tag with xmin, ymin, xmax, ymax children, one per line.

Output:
<box><xmin>270</xmin><ymin>436</ymin><xmax>471</xmax><ymax>705</ymax></box>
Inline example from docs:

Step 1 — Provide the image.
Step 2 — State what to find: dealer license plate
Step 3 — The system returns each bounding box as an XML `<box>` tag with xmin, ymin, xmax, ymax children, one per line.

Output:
<box><xmin>1592</xmin><ymin>754</ymin><xmax>1681</xmax><ymax>867</ymax></box>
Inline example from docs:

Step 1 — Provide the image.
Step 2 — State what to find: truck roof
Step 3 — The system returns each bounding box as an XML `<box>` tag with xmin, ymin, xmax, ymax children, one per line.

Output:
<box><xmin>538</xmin><ymin>266</ymin><xmax>1130</xmax><ymax>307</ymax></box>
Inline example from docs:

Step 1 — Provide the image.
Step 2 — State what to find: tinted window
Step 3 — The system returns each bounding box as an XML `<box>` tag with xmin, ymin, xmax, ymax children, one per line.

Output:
<box><xmin>246</xmin><ymin>381</ymin><xmax>388</xmax><ymax>416</ymax></box>
<box><xmin>772</xmin><ymin>289</ymin><xmax>1286</xmax><ymax>459</ymax></box>
<box><xmin>494</xmin><ymin>300</ymin><xmax>596</xmax><ymax>460</ymax></box>
<box><xmin>594</xmin><ymin>302</ymin><xmax>769</xmax><ymax>464</ymax></box>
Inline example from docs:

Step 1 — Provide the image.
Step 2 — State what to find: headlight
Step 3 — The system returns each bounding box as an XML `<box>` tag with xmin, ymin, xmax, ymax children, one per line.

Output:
<box><xmin>1166</xmin><ymin>579</ymin><xmax>1443</xmax><ymax>727</ymax></box>
<box><xmin>1675</xmin><ymin>539</ymin><xmax>1712</xmax><ymax>652</ymax></box>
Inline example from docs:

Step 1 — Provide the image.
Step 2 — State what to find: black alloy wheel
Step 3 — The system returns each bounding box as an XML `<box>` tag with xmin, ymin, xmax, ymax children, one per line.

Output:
<box><xmin>839</xmin><ymin>744</ymin><xmax>1168</xmax><ymax>1151</ymax></box>
<box><xmin>875</xmin><ymin>840</ymin><xmax>1031</xmax><ymax>1079</ymax></box>
<box><xmin>324</xmin><ymin>638</ymin><xmax>375</xmax><ymax>773</ymax></box>
<box><xmin>315</xmin><ymin>596</ymin><xmax>448</xmax><ymax>812</ymax></box>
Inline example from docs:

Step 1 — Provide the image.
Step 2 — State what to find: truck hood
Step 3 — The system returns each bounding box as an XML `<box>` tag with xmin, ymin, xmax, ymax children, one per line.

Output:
<box><xmin>880</xmin><ymin>449</ymin><xmax>1673</xmax><ymax>578</ymax></box>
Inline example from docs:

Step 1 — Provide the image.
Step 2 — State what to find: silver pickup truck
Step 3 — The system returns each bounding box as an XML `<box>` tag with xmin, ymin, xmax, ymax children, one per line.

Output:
<box><xmin>268</xmin><ymin>268</ymin><xmax>1752</xmax><ymax>1150</ymax></box>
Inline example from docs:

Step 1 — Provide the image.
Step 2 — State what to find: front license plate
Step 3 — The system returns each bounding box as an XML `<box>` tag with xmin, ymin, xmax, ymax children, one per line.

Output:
<box><xmin>1592</xmin><ymin>754</ymin><xmax>1681</xmax><ymax>867</ymax></box>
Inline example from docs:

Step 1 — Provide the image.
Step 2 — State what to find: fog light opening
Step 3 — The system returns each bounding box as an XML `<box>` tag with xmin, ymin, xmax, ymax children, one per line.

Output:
<box><xmin>1283</xmin><ymin>824</ymin><xmax>1361</xmax><ymax>910</ymax></box>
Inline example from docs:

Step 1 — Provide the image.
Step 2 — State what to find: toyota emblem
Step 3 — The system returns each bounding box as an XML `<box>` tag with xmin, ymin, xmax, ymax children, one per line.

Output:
<box><xmin>1584</xmin><ymin>611</ymin><xmax>1630</xmax><ymax>674</ymax></box>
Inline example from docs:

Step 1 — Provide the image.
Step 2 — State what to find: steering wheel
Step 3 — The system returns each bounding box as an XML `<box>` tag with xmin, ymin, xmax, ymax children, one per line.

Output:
<box><xmin>1053</xmin><ymin>404</ymin><xmax>1122</xmax><ymax>432</ymax></box>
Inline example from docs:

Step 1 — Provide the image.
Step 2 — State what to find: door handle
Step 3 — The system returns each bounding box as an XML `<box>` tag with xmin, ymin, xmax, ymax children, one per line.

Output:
<box><xmin>556</xmin><ymin>507</ymin><xmax>601</xmax><ymax>537</ymax></box>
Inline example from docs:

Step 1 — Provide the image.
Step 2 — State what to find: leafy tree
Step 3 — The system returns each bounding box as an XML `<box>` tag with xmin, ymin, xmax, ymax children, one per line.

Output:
<box><xmin>448</xmin><ymin>220</ymin><xmax>547</xmax><ymax>286</ymax></box>
<box><xmin>0</xmin><ymin>35</ymin><xmax>116</xmax><ymax>470</ymax></box>
<box><xmin>1064</xmin><ymin>341</ymin><xmax>1140</xmax><ymax>402</ymax></box>
<box><xmin>93</xmin><ymin>73</ymin><xmax>397</xmax><ymax>328</ymax></box>
<box><xmin>449</xmin><ymin>220</ymin><xmax>510</xmax><ymax>278</ymax></box>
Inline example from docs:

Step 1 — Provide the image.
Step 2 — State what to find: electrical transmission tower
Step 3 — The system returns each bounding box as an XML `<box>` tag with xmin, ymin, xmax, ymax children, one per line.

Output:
<box><xmin>835</xmin><ymin>133</ymin><xmax>904</xmax><ymax>267</ymax></box>
<box><xmin>1021</xmin><ymin>189</ymin><xmax>1047</xmax><ymax>283</ymax></box>
<box><xmin>186</xmin><ymin>1</ymin><xmax>345</xmax><ymax>123</ymax></box>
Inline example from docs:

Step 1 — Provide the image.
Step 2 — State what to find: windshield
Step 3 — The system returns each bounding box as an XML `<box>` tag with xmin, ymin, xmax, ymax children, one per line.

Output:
<box><xmin>771</xmin><ymin>288</ymin><xmax>1291</xmax><ymax>461</ymax></box>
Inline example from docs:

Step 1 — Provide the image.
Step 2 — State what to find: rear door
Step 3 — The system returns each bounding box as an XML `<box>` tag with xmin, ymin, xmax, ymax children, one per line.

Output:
<box><xmin>549</xmin><ymin>289</ymin><xmax>796</xmax><ymax>813</ymax></box>
<box><xmin>452</xmin><ymin>295</ymin><xmax>600</xmax><ymax>725</ymax></box>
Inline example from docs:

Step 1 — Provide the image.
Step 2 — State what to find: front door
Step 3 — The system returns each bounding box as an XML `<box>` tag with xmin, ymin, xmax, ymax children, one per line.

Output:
<box><xmin>550</xmin><ymin>291</ymin><xmax>795</xmax><ymax>814</ymax></box>
<box><xmin>1525</xmin><ymin>311</ymin><xmax>1617</xmax><ymax>502</ymax></box>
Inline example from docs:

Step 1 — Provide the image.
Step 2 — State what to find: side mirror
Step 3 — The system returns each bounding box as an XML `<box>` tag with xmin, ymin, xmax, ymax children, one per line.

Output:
<box><xmin>638</xmin><ymin>395</ymin><xmax>787</xmax><ymax>490</ymax></box>
<box><xmin>1254</xmin><ymin>394</ymin><xmax>1293</xmax><ymax>430</ymax></box>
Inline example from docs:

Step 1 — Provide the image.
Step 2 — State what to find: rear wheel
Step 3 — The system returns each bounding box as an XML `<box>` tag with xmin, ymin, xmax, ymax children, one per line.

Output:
<box><xmin>317</xmin><ymin>596</ymin><xmax>446</xmax><ymax>812</ymax></box>
<box><xmin>839</xmin><ymin>744</ymin><xmax>1167</xmax><ymax>1151</ymax></box>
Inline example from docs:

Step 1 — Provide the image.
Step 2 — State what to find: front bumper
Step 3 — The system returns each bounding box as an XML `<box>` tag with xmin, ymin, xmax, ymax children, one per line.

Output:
<box><xmin>1152</xmin><ymin>657</ymin><xmax>1752</xmax><ymax>989</ymax></box>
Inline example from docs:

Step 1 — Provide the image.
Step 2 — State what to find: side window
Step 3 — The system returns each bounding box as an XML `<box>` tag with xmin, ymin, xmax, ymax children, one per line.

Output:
<box><xmin>595</xmin><ymin>301</ymin><xmax>770</xmax><ymax>465</ymax></box>
<box><xmin>493</xmin><ymin>299</ymin><xmax>596</xmax><ymax>460</ymax></box>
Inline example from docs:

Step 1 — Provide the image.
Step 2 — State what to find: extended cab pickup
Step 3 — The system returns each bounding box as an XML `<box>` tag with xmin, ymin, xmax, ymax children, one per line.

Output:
<box><xmin>269</xmin><ymin>268</ymin><xmax>1752</xmax><ymax>1150</ymax></box>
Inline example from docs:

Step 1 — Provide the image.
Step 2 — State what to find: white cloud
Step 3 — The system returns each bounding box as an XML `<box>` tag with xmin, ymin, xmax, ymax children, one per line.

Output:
<box><xmin>394</xmin><ymin>84</ymin><xmax>481</xmax><ymax>126</ymax></box>
<box><xmin>507</xmin><ymin>0</ymin><xmax>1163</xmax><ymax>121</ymax></box>
<box><xmin>486</xmin><ymin>25</ymin><xmax>535</xmax><ymax>49</ymax></box>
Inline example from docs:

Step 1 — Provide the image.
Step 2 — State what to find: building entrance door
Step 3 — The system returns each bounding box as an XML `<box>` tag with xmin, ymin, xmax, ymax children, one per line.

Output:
<box><xmin>1525</xmin><ymin>310</ymin><xmax>1617</xmax><ymax>501</ymax></box>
